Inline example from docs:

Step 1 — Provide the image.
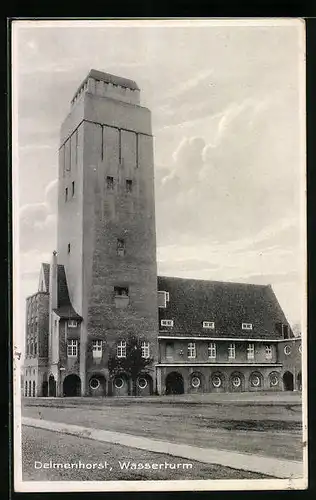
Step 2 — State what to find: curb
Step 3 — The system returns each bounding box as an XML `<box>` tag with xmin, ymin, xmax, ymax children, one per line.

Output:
<box><xmin>22</xmin><ymin>417</ymin><xmax>303</xmax><ymax>479</ymax></box>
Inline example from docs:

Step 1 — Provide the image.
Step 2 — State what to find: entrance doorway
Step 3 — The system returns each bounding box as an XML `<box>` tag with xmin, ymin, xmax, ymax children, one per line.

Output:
<box><xmin>63</xmin><ymin>374</ymin><xmax>81</xmax><ymax>397</ymax></box>
<box><xmin>42</xmin><ymin>381</ymin><xmax>48</xmax><ymax>397</ymax></box>
<box><xmin>165</xmin><ymin>372</ymin><xmax>184</xmax><ymax>395</ymax></box>
<box><xmin>48</xmin><ymin>375</ymin><xmax>56</xmax><ymax>397</ymax></box>
<box><xmin>283</xmin><ymin>371</ymin><xmax>294</xmax><ymax>391</ymax></box>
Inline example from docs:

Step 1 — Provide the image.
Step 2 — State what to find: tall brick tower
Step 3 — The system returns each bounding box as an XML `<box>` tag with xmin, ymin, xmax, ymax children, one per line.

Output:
<box><xmin>57</xmin><ymin>69</ymin><xmax>159</xmax><ymax>396</ymax></box>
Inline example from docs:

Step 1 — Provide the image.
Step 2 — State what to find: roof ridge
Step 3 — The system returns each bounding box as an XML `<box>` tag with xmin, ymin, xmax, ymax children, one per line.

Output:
<box><xmin>157</xmin><ymin>275</ymin><xmax>271</xmax><ymax>288</ymax></box>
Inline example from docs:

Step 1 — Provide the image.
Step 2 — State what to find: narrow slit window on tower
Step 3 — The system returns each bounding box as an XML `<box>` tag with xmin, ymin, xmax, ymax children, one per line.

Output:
<box><xmin>126</xmin><ymin>179</ymin><xmax>133</xmax><ymax>193</ymax></box>
<box><xmin>72</xmin><ymin>181</ymin><xmax>75</xmax><ymax>197</ymax></box>
<box><xmin>107</xmin><ymin>176</ymin><xmax>114</xmax><ymax>190</ymax></box>
<box><xmin>65</xmin><ymin>187</ymin><xmax>68</xmax><ymax>202</ymax></box>
<box><xmin>67</xmin><ymin>243</ymin><xmax>71</xmax><ymax>254</ymax></box>
<box><xmin>117</xmin><ymin>238</ymin><xmax>125</xmax><ymax>256</ymax></box>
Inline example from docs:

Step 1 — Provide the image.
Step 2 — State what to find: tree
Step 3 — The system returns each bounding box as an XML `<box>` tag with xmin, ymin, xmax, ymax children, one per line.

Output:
<box><xmin>107</xmin><ymin>333</ymin><xmax>154</xmax><ymax>396</ymax></box>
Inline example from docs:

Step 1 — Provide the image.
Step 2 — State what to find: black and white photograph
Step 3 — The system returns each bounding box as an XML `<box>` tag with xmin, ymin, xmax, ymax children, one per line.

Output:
<box><xmin>12</xmin><ymin>19</ymin><xmax>307</xmax><ymax>492</ymax></box>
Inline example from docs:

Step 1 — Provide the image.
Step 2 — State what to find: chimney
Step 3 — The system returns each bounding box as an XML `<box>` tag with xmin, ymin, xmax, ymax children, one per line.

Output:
<box><xmin>49</xmin><ymin>250</ymin><xmax>58</xmax><ymax>310</ymax></box>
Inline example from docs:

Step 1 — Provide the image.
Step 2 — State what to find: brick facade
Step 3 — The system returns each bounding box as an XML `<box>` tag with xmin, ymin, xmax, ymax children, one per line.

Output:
<box><xmin>22</xmin><ymin>70</ymin><xmax>302</xmax><ymax>398</ymax></box>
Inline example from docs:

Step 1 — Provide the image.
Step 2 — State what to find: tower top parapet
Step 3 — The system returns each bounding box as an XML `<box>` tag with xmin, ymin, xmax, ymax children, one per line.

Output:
<box><xmin>71</xmin><ymin>69</ymin><xmax>141</xmax><ymax>108</ymax></box>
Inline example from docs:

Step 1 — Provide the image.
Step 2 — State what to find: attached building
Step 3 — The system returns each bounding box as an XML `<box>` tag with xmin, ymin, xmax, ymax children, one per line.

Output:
<box><xmin>22</xmin><ymin>69</ymin><xmax>302</xmax><ymax>397</ymax></box>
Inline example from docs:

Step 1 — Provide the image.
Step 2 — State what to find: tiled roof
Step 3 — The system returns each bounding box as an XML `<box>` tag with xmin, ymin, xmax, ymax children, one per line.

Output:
<box><xmin>157</xmin><ymin>276</ymin><xmax>292</xmax><ymax>340</ymax></box>
<box><xmin>41</xmin><ymin>263</ymin><xmax>82</xmax><ymax>320</ymax></box>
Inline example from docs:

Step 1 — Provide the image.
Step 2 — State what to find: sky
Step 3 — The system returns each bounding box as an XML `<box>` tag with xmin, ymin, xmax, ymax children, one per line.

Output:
<box><xmin>13</xmin><ymin>20</ymin><xmax>306</xmax><ymax>350</ymax></box>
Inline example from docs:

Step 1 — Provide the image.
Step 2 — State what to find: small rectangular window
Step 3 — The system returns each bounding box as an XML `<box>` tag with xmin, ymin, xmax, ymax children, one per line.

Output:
<box><xmin>117</xmin><ymin>239</ymin><xmax>125</xmax><ymax>256</ymax></box>
<box><xmin>247</xmin><ymin>343</ymin><xmax>255</xmax><ymax>360</ymax></box>
<box><xmin>228</xmin><ymin>343</ymin><xmax>236</xmax><ymax>359</ymax></box>
<box><xmin>242</xmin><ymin>323</ymin><xmax>253</xmax><ymax>330</ymax></box>
<box><xmin>126</xmin><ymin>179</ymin><xmax>133</xmax><ymax>192</ymax></box>
<box><xmin>187</xmin><ymin>342</ymin><xmax>196</xmax><ymax>359</ymax></box>
<box><xmin>141</xmin><ymin>341</ymin><xmax>150</xmax><ymax>359</ymax></box>
<box><xmin>114</xmin><ymin>286</ymin><xmax>129</xmax><ymax>297</ymax></box>
<box><xmin>34</xmin><ymin>341</ymin><xmax>37</xmax><ymax>356</ymax></box>
<box><xmin>72</xmin><ymin>181</ymin><xmax>75</xmax><ymax>197</ymax></box>
<box><xmin>208</xmin><ymin>342</ymin><xmax>216</xmax><ymax>359</ymax></box>
<box><xmin>68</xmin><ymin>320</ymin><xmax>77</xmax><ymax>328</ymax></box>
<box><xmin>67</xmin><ymin>243</ymin><xmax>71</xmax><ymax>254</ymax></box>
<box><xmin>161</xmin><ymin>319</ymin><xmax>174</xmax><ymax>327</ymax></box>
<box><xmin>166</xmin><ymin>342</ymin><xmax>174</xmax><ymax>359</ymax></box>
<box><xmin>92</xmin><ymin>340</ymin><xmax>102</xmax><ymax>358</ymax></box>
<box><xmin>65</xmin><ymin>187</ymin><xmax>68</xmax><ymax>202</ymax></box>
<box><xmin>203</xmin><ymin>321</ymin><xmax>215</xmax><ymax>329</ymax></box>
<box><xmin>282</xmin><ymin>324</ymin><xmax>289</xmax><ymax>339</ymax></box>
<box><xmin>117</xmin><ymin>340</ymin><xmax>126</xmax><ymax>358</ymax></box>
<box><xmin>107</xmin><ymin>176</ymin><xmax>114</xmax><ymax>190</ymax></box>
<box><xmin>158</xmin><ymin>291</ymin><xmax>168</xmax><ymax>308</ymax></box>
<box><xmin>67</xmin><ymin>340</ymin><xmax>78</xmax><ymax>357</ymax></box>
<box><xmin>265</xmin><ymin>345</ymin><xmax>272</xmax><ymax>360</ymax></box>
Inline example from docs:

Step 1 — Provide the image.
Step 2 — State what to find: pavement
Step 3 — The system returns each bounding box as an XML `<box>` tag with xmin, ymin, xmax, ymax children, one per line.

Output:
<box><xmin>23</xmin><ymin>416</ymin><xmax>304</xmax><ymax>479</ymax></box>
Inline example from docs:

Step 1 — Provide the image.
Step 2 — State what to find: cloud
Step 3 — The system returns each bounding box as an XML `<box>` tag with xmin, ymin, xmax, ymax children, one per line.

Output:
<box><xmin>19</xmin><ymin>179</ymin><xmax>57</xmax><ymax>252</ymax></box>
<box><xmin>155</xmin><ymin>95</ymin><xmax>301</xmax><ymax>248</ymax></box>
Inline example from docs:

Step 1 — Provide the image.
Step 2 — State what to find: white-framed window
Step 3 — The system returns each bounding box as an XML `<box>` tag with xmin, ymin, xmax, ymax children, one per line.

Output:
<box><xmin>232</xmin><ymin>375</ymin><xmax>241</xmax><ymax>388</ymax></box>
<box><xmin>141</xmin><ymin>341</ymin><xmax>150</xmax><ymax>359</ymax></box>
<box><xmin>191</xmin><ymin>376</ymin><xmax>201</xmax><ymax>388</ymax></box>
<box><xmin>284</xmin><ymin>345</ymin><xmax>291</xmax><ymax>355</ymax></box>
<box><xmin>114</xmin><ymin>377</ymin><xmax>124</xmax><ymax>389</ymax></box>
<box><xmin>208</xmin><ymin>342</ymin><xmax>216</xmax><ymax>359</ymax></box>
<box><xmin>138</xmin><ymin>377</ymin><xmax>148</xmax><ymax>389</ymax></box>
<box><xmin>247</xmin><ymin>343</ymin><xmax>255</xmax><ymax>360</ymax></box>
<box><xmin>269</xmin><ymin>373</ymin><xmax>279</xmax><ymax>387</ymax></box>
<box><xmin>187</xmin><ymin>342</ymin><xmax>196</xmax><ymax>359</ymax></box>
<box><xmin>203</xmin><ymin>321</ymin><xmax>215</xmax><ymax>329</ymax></box>
<box><xmin>90</xmin><ymin>378</ymin><xmax>100</xmax><ymax>390</ymax></box>
<box><xmin>92</xmin><ymin>340</ymin><xmax>102</xmax><ymax>358</ymax></box>
<box><xmin>265</xmin><ymin>345</ymin><xmax>273</xmax><ymax>360</ymax></box>
<box><xmin>117</xmin><ymin>340</ymin><xmax>126</xmax><ymax>358</ymax></box>
<box><xmin>242</xmin><ymin>323</ymin><xmax>253</xmax><ymax>330</ymax></box>
<box><xmin>212</xmin><ymin>374</ymin><xmax>222</xmax><ymax>388</ymax></box>
<box><xmin>158</xmin><ymin>291</ymin><xmax>169</xmax><ymax>308</ymax></box>
<box><xmin>67</xmin><ymin>339</ymin><xmax>78</xmax><ymax>357</ymax></box>
<box><xmin>250</xmin><ymin>373</ymin><xmax>262</xmax><ymax>387</ymax></box>
<box><xmin>68</xmin><ymin>320</ymin><xmax>77</xmax><ymax>328</ymax></box>
<box><xmin>161</xmin><ymin>319</ymin><xmax>174</xmax><ymax>327</ymax></box>
<box><xmin>228</xmin><ymin>343</ymin><xmax>236</xmax><ymax>359</ymax></box>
